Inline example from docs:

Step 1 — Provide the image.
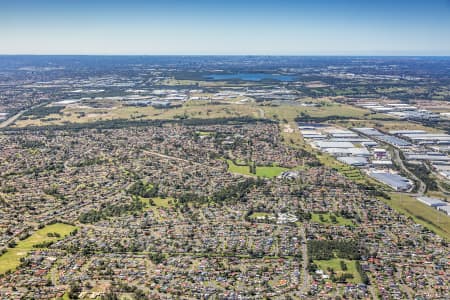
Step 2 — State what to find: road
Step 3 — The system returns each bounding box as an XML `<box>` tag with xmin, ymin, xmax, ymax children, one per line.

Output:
<box><xmin>0</xmin><ymin>102</ymin><xmax>48</xmax><ymax>129</ymax></box>
<box><xmin>258</xmin><ymin>108</ymin><xmax>265</xmax><ymax>118</ymax></box>
<box><xmin>424</xmin><ymin>162</ymin><xmax>450</xmax><ymax>195</ymax></box>
<box><xmin>142</xmin><ymin>149</ymin><xmax>260</xmax><ymax>179</ymax></box>
<box><xmin>392</xmin><ymin>148</ymin><xmax>426</xmax><ymax>195</ymax></box>
<box><xmin>350</xmin><ymin>127</ymin><xmax>426</xmax><ymax>195</ymax></box>
<box><xmin>299</xmin><ymin>226</ymin><xmax>309</xmax><ymax>296</ymax></box>
<box><xmin>142</xmin><ymin>149</ymin><xmax>224</xmax><ymax>172</ymax></box>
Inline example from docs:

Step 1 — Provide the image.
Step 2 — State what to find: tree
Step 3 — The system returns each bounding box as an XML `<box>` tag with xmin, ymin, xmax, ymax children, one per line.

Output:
<box><xmin>68</xmin><ymin>282</ymin><xmax>82</xmax><ymax>299</ymax></box>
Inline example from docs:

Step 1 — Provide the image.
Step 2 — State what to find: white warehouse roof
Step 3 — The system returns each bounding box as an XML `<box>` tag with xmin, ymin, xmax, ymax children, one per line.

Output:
<box><xmin>314</xmin><ymin>141</ymin><xmax>354</xmax><ymax>149</ymax></box>
<box><xmin>437</xmin><ymin>206</ymin><xmax>450</xmax><ymax>215</ymax></box>
<box><xmin>337</xmin><ymin>156</ymin><xmax>368</xmax><ymax>166</ymax></box>
<box><xmin>416</xmin><ymin>197</ymin><xmax>448</xmax><ymax>207</ymax></box>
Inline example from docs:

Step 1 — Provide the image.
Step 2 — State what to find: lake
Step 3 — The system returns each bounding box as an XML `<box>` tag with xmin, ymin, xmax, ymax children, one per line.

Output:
<box><xmin>205</xmin><ymin>73</ymin><xmax>296</xmax><ymax>81</ymax></box>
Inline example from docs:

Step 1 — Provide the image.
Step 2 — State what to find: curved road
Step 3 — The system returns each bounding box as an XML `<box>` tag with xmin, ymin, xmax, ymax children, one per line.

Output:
<box><xmin>351</xmin><ymin>126</ymin><xmax>427</xmax><ymax>195</ymax></box>
<box><xmin>392</xmin><ymin>148</ymin><xmax>426</xmax><ymax>195</ymax></box>
<box><xmin>0</xmin><ymin>102</ymin><xmax>48</xmax><ymax>129</ymax></box>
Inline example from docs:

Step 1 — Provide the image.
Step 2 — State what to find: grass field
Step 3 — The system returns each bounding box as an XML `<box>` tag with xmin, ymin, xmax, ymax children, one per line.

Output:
<box><xmin>262</xmin><ymin>101</ymin><xmax>370</xmax><ymax>122</ymax></box>
<box><xmin>226</xmin><ymin>160</ymin><xmax>288</xmax><ymax>178</ymax></box>
<box><xmin>14</xmin><ymin>102</ymin><xmax>261</xmax><ymax>127</ymax></box>
<box><xmin>336</xmin><ymin>119</ymin><xmax>442</xmax><ymax>134</ymax></box>
<box><xmin>314</xmin><ymin>259</ymin><xmax>362</xmax><ymax>284</ymax></box>
<box><xmin>279</xmin><ymin>121</ymin><xmax>311</xmax><ymax>149</ymax></box>
<box><xmin>0</xmin><ymin>223</ymin><xmax>77</xmax><ymax>274</ymax></box>
<box><xmin>14</xmin><ymin>98</ymin><xmax>372</xmax><ymax>128</ymax></box>
<box><xmin>140</xmin><ymin>197</ymin><xmax>175</xmax><ymax>221</ymax></box>
<box><xmin>141</xmin><ymin>197</ymin><xmax>174</xmax><ymax>208</ymax></box>
<box><xmin>249</xmin><ymin>212</ymin><xmax>271</xmax><ymax>219</ymax></box>
<box><xmin>255</xmin><ymin>165</ymin><xmax>289</xmax><ymax>178</ymax></box>
<box><xmin>381</xmin><ymin>193</ymin><xmax>450</xmax><ymax>240</ymax></box>
<box><xmin>196</xmin><ymin>131</ymin><xmax>214</xmax><ymax>136</ymax></box>
<box><xmin>151</xmin><ymin>197</ymin><xmax>173</xmax><ymax>208</ymax></box>
<box><xmin>227</xmin><ymin>159</ymin><xmax>253</xmax><ymax>176</ymax></box>
<box><xmin>61</xmin><ymin>292</ymin><xmax>70</xmax><ymax>300</ymax></box>
<box><xmin>311</xmin><ymin>213</ymin><xmax>354</xmax><ymax>226</ymax></box>
<box><xmin>317</xmin><ymin>153</ymin><xmax>386</xmax><ymax>188</ymax></box>
<box><xmin>317</xmin><ymin>153</ymin><xmax>365</xmax><ymax>181</ymax></box>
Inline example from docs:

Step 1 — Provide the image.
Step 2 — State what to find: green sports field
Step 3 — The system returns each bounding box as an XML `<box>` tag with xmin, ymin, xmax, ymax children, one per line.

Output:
<box><xmin>226</xmin><ymin>159</ymin><xmax>288</xmax><ymax>178</ymax></box>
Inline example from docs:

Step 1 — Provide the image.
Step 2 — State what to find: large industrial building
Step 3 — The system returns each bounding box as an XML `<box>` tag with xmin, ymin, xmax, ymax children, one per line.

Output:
<box><xmin>368</xmin><ymin>172</ymin><xmax>413</xmax><ymax>192</ymax></box>
<box><xmin>416</xmin><ymin>197</ymin><xmax>449</xmax><ymax>207</ymax></box>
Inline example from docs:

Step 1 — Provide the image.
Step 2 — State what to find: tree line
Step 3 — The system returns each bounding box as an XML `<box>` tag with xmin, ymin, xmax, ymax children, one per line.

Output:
<box><xmin>307</xmin><ymin>239</ymin><xmax>361</xmax><ymax>260</ymax></box>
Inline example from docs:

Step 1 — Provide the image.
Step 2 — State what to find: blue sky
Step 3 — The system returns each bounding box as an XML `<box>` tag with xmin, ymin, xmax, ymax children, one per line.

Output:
<box><xmin>1</xmin><ymin>0</ymin><xmax>450</xmax><ymax>55</ymax></box>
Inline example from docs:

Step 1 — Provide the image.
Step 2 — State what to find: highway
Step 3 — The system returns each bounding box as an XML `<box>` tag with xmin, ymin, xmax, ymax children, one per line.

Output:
<box><xmin>0</xmin><ymin>102</ymin><xmax>48</xmax><ymax>129</ymax></box>
<box><xmin>392</xmin><ymin>148</ymin><xmax>426</xmax><ymax>195</ymax></box>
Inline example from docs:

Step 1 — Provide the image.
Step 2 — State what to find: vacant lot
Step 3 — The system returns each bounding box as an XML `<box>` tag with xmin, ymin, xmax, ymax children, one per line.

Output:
<box><xmin>337</xmin><ymin>119</ymin><xmax>442</xmax><ymax>134</ymax></box>
<box><xmin>14</xmin><ymin>99</ymin><xmax>372</xmax><ymax>128</ymax></box>
<box><xmin>263</xmin><ymin>102</ymin><xmax>370</xmax><ymax>123</ymax></box>
<box><xmin>13</xmin><ymin>102</ymin><xmax>261</xmax><ymax>127</ymax></box>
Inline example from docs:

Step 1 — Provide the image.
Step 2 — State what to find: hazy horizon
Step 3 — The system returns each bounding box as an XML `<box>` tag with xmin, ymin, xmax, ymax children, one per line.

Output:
<box><xmin>2</xmin><ymin>0</ymin><xmax>450</xmax><ymax>55</ymax></box>
<box><xmin>2</xmin><ymin>54</ymin><xmax>450</xmax><ymax>57</ymax></box>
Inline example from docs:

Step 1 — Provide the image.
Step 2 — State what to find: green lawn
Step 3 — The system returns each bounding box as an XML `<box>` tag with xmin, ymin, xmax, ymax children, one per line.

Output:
<box><xmin>318</xmin><ymin>154</ymin><xmax>364</xmax><ymax>183</ymax></box>
<box><xmin>61</xmin><ymin>292</ymin><xmax>71</xmax><ymax>300</ymax></box>
<box><xmin>196</xmin><ymin>131</ymin><xmax>214</xmax><ymax>136</ymax></box>
<box><xmin>0</xmin><ymin>223</ymin><xmax>77</xmax><ymax>274</ymax></box>
<box><xmin>141</xmin><ymin>196</ymin><xmax>174</xmax><ymax>209</ymax></box>
<box><xmin>249</xmin><ymin>212</ymin><xmax>271</xmax><ymax>219</ymax></box>
<box><xmin>226</xmin><ymin>159</ymin><xmax>288</xmax><ymax>178</ymax></box>
<box><xmin>315</xmin><ymin>259</ymin><xmax>362</xmax><ymax>284</ymax></box>
<box><xmin>256</xmin><ymin>165</ymin><xmax>289</xmax><ymax>178</ymax></box>
<box><xmin>311</xmin><ymin>213</ymin><xmax>354</xmax><ymax>226</ymax></box>
<box><xmin>227</xmin><ymin>159</ymin><xmax>253</xmax><ymax>176</ymax></box>
<box><xmin>141</xmin><ymin>197</ymin><xmax>175</xmax><ymax>221</ymax></box>
<box><xmin>152</xmin><ymin>197</ymin><xmax>173</xmax><ymax>208</ymax></box>
<box><xmin>381</xmin><ymin>193</ymin><xmax>450</xmax><ymax>240</ymax></box>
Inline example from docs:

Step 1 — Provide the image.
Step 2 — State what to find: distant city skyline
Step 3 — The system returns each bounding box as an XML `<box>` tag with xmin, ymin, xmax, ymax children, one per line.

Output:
<box><xmin>1</xmin><ymin>0</ymin><xmax>450</xmax><ymax>55</ymax></box>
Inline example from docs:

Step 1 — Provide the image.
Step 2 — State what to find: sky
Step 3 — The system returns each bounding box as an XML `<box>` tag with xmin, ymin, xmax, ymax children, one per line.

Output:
<box><xmin>1</xmin><ymin>0</ymin><xmax>450</xmax><ymax>55</ymax></box>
